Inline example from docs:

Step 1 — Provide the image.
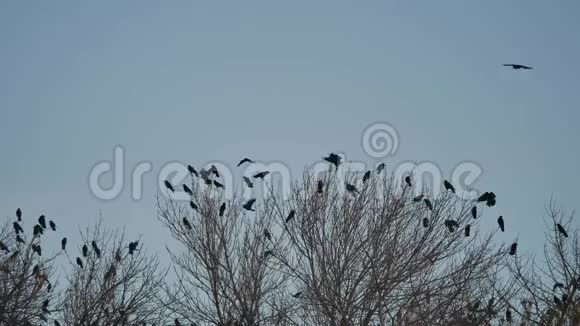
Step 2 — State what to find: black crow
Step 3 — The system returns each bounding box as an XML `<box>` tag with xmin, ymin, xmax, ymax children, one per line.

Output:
<box><xmin>554</xmin><ymin>295</ymin><xmax>561</xmax><ymax>305</ymax></box>
<box><xmin>13</xmin><ymin>222</ymin><xmax>23</xmax><ymax>234</ymax></box>
<box><xmin>183</xmin><ymin>217</ymin><xmax>192</xmax><ymax>230</ymax></box>
<box><xmin>557</xmin><ymin>223</ymin><xmax>568</xmax><ymax>238</ymax></box>
<box><xmin>509</xmin><ymin>242</ymin><xmax>517</xmax><ymax>256</ymax></box>
<box><xmin>424</xmin><ymin>199</ymin><xmax>433</xmax><ymax>211</ymax></box>
<box><xmin>264</xmin><ymin>250</ymin><xmax>274</xmax><ymax>258</ymax></box>
<box><xmin>553</xmin><ymin>282</ymin><xmax>564</xmax><ymax>291</ymax></box>
<box><xmin>49</xmin><ymin>220</ymin><xmax>56</xmax><ymax>231</ymax></box>
<box><xmin>264</xmin><ymin>229</ymin><xmax>272</xmax><ymax>241</ymax></box>
<box><xmin>91</xmin><ymin>241</ymin><xmax>101</xmax><ymax>258</ymax></box>
<box><xmin>317</xmin><ymin>180</ymin><xmax>324</xmax><ymax>194</ymax></box>
<box><xmin>376</xmin><ymin>163</ymin><xmax>385</xmax><ymax>174</ymax></box>
<box><xmin>243</xmin><ymin>198</ymin><xmax>256</xmax><ymax>211</ymax></box>
<box><xmin>33</xmin><ymin>224</ymin><xmax>44</xmax><ymax>236</ymax></box>
<box><xmin>413</xmin><ymin>194</ymin><xmax>424</xmax><ymax>202</ymax></box>
<box><xmin>471</xmin><ymin>206</ymin><xmax>477</xmax><ymax>219</ymax></box>
<box><xmin>0</xmin><ymin>241</ymin><xmax>8</xmax><ymax>252</ymax></box>
<box><xmin>128</xmin><ymin>241</ymin><xmax>139</xmax><ymax>255</ymax></box>
<box><xmin>76</xmin><ymin>257</ymin><xmax>83</xmax><ymax>268</ymax></box>
<box><xmin>213</xmin><ymin>180</ymin><xmax>225</xmax><ymax>189</ymax></box>
<box><xmin>363</xmin><ymin>171</ymin><xmax>371</xmax><ymax>183</ymax></box>
<box><xmin>237</xmin><ymin>158</ymin><xmax>255</xmax><ymax>166</ymax></box>
<box><xmin>61</xmin><ymin>238</ymin><xmax>67</xmax><ymax>251</ymax></box>
<box><xmin>286</xmin><ymin>210</ymin><xmax>296</xmax><ymax>223</ymax></box>
<box><xmin>16</xmin><ymin>208</ymin><xmax>22</xmax><ymax>221</ymax></box>
<box><xmin>253</xmin><ymin>171</ymin><xmax>270</xmax><ymax>179</ymax></box>
<box><xmin>82</xmin><ymin>245</ymin><xmax>88</xmax><ymax>257</ymax></box>
<box><xmin>189</xmin><ymin>201</ymin><xmax>198</xmax><ymax>211</ymax></box>
<box><xmin>422</xmin><ymin>218</ymin><xmax>429</xmax><ymax>228</ymax></box>
<box><xmin>219</xmin><ymin>202</ymin><xmax>226</xmax><ymax>217</ymax></box>
<box><xmin>38</xmin><ymin>215</ymin><xmax>47</xmax><ymax>229</ymax></box>
<box><xmin>243</xmin><ymin>176</ymin><xmax>253</xmax><ymax>188</ymax></box>
<box><xmin>16</xmin><ymin>235</ymin><xmax>25</xmax><ymax>243</ymax></box>
<box><xmin>183</xmin><ymin>184</ymin><xmax>193</xmax><ymax>195</ymax></box>
<box><xmin>164</xmin><ymin>180</ymin><xmax>175</xmax><ymax>192</ymax></box>
<box><xmin>506</xmin><ymin>309</ymin><xmax>512</xmax><ymax>323</ymax></box>
<box><xmin>465</xmin><ymin>224</ymin><xmax>471</xmax><ymax>237</ymax></box>
<box><xmin>497</xmin><ymin>216</ymin><xmax>505</xmax><ymax>232</ymax></box>
<box><xmin>323</xmin><ymin>153</ymin><xmax>341</xmax><ymax>169</ymax></box>
<box><xmin>293</xmin><ymin>292</ymin><xmax>302</xmax><ymax>298</ymax></box>
<box><xmin>187</xmin><ymin>165</ymin><xmax>199</xmax><ymax>177</ymax></box>
<box><xmin>209</xmin><ymin>165</ymin><xmax>220</xmax><ymax>178</ymax></box>
<box><xmin>443</xmin><ymin>180</ymin><xmax>455</xmax><ymax>193</ymax></box>
<box><xmin>404</xmin><ymin>176</ymin><xmax>412</xmax><ymax>187</ymax></box>
<box><xmin>32</xmin><ymin>244</ymin><xmax>41</xmax><ymax>256</ymax></box>
<box><xmin>346</xmin><ymin>184</ymin><xmax>359</xmax><ymax>194</ymax></box>
<box><xmin>503</xmin><ymin>64</ymin><xmax>533</xmax><ymax>70</ymax></box>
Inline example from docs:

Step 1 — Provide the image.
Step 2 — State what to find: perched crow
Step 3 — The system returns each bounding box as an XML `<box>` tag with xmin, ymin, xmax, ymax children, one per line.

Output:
<box><xmin>183</xmin><ymin>184</ymin><xmax>193</xmax><ymax>195</ymax></box>
<box><xmin>213</xmin><ymin>180</ymin><xmax>225</xmax><ymax>189</ymax></box>
<box><xmin>82</xmin><ymin>245</ymin><xmax>88</xmax><ymax>257</ymax></box>
<box><xmin>404</xmin><ymin>176</ymin><xmax>412</xmax><ymax>187</ymax></box>
<box><xmin>0</xmin><ymin>241</ymin><xmax>8</xmax><ymax>252</ymax></box>
<box><xmin>13</xmin><ymin>222</ymin><xmax>24</xmax><ymax>234</ymax></box>
<box><xmin>443</xmin><ymin>180</ymin><xmax>455</xmax><ymax>193</ymax></box>
<box><xmin>189</xmin><ymin>201</ymin><xmax>199</xmax><ymax>211</ymax></box>
<box><xmin>376</xmin><ymin>163</ymin><xmax>385</xmax><ymax>174</ymax></box>
<box><xmin>323</xmin><ymin>153</ymin><xmax>341</xmax><ymax>169</ymax></box>
<box><xmin>187</xmin><ymin>165</ymin><xmax>199</xmax><ymax>177</ymax></box>
<box><xmin>253</xmin><ymin>171</ymin><xmax>270</xmax><ymax>179</ymax></box>
<box><xmin>264</xmin><ymin>250</ymin><xmax>274</xmax><ymax>258</ymax></box>
<box><xmin>444</xmin><ymin>220</ymin><xmax>459</xmax><ymax>232</ymax></box>
<box><xmin>76</xmin><ymin>257</ymin><xmax>83</xmax><ymax>268</ymax></box>
<box><xmin>61</xmin><ymin>238</ymin><xmax>67</xmax><ymax>251</ymax></box>
<box><xmin>477</xmin><ymin>192</ymin><xmax>496</xmax><ymax>207</ymax></box>
<box><xmin>553</xmin><ymin>282</ymin><xmax>564</xmax><ymax>291</ymax></box>
<box><xmin>16</xmin><ymin>208</ymin><xmax>22</xmax><ymax>221</ymax></box>
<box><xmin>9</xmin><ymin>250</ymin><xmax>19</xmax><ymax>260</ymax></box>
<box><xmin>286</xmin><ymin>210</ymin><xmax>296</xmax><ymax>223</ymax></box>
<box><xmin>32</xmin><ymin>244</ymin><xmax>41</xmax><ymax>256</ymax></box>
<box><xmin>497</xmin><ymin>216</ymin><xmax>505</xmax><ymax>232</ymax></box>
<box><xmin>422</xmin><ymin>218</ymin><xmax>429</xmax><ymax>228</ymax></box>
<box><xmin>317</xmin><ymin>181</ymin><xmax>324</xmax><ymax>194</ymax></box>
<box><xmin>182</xmin><ymin>217</ymin><xmax>192</xmax><ymax>230</ymax></box>
<box><xmin>219</xmin><ymin>203</ymin><xmax>226</xmax><ymax>217</ymax></box>
<box><xmin>506</xmin><ymin>309</ymin><xmax>512</xmax><ymax>323</ymax></box>
<box><xmin>413</xmin><ymin>194</ymin><xmax>424</xmax><ymax>202</ymax></box>
<box><xmin>128</xmin><ymin>241</ymin><xmax>139</xmax><ymax>255</ymax></box>
<box><xmin>49</xmin><ymin>220</ymin><xmax>56</xmax><ymax>231</ymax></box>
<box><xmin>554</xmin><ymin>295</ymin><xmax>562</xmax><ymax>305</ymax></box>
<box><xmin>91</xmin><ymin>241</ymin><xmax>101</xmax><ymax>258</ymax></box>
<box><xmin>346</xmin><ymin>184</ymin><xmax>359</xmax><ymax>194</ymax></box>
<box><xmin>264</xmin><ymin>229</ymin><xmax>272</xmax><ymax>241</ymax></box>
<box><xmin>115</xmin><ymin>249</ymin><xmax>122</xmax><ymax>262</ymax></box>
<box><xmin>509</xmin><ymin>242</ymin><xmax>518</xmax><ymax>256</ymax></box>
<box><xmin>237</xmin><ymin>158</ymin><xmax>255</xmax><ymax>166</ymax></box>
<box><xmin>203</xmin><ymin>177</ymin><xmax>212</xmax><ymax>185</ymax></box>
<box><xmin>33</xmin><ymin>224</ymin><xmax>44</xmax><ymax>236</ymax></box>
<box><xmin>243</xmin><ymin>199</ymin><xmax>256</xmax><ymax>211</ymax></box>
<box><xmin>33</xmin><ymin>264</ymin><xmax>40</xmax><ymax>275</ymax></box>
<box><xmin>503</xmin><ymin>64</ymin><xmax>533</xmax><ymax>70</ymax></box>
<box><xmin>471</xmin><ymin>206</ymin><xmax>477</xmax><ymax>219</ymax></box>
<box><xmin>557</xmin><ymin>223</ymin><xmax>568</xmax><ymax>238</ymax></box>
<box><xmin>293</xmin><ymin>292</ymin><xmax>302</xmax><ymax>298</ymax></box>
<box><xmin>175</xmin><ymin>318</ymin><xmax>182</xmax><ymax>326</ymax></box>
<box><xmin>54</xmin><ymin>321</ymin><xmax>62</xmax><ymax>326</ymax></box>
<box><xmin>164</xmin><ymin>180</ymin><xmax>175</xmax><ymax>192</ymax></box>
<box><xmin>363</xmin><ymin>171</ymin><xmax>371</xmax><ymax>183</ymax></box>
<box><xmin>38</xmin><ymin>215</ymin><xmax>47</xmax><ymax>229</ymax></box>
<box><xmin>209</xmin><ymin>165</ymin><xmax>220</xmax><ymax>178</ymax></box>
<box><xmin>243</xmin><ymin>176</ymin><xmax>253</xmax><ymax>188</ymax></box>
<box><xmin>465</xmin><ymin>224</ymin><xmax>471</xmax><ymax>237</ymax></box>
<box><xmin>16</xmin><ymin>235</ymin><xmax>25</xmax><ymax>243</ymax></box>
<box><xmin>424</xmin><ymin>199</ymin><xmax>433</xmax><ymax>211</ymax></box>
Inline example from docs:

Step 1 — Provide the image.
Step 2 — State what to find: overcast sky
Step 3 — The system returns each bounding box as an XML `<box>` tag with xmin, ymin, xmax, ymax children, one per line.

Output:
<box><xmin>1</xmin><ymin>1</ymin><xmax>579</xmax><ymax>262</ymax></box>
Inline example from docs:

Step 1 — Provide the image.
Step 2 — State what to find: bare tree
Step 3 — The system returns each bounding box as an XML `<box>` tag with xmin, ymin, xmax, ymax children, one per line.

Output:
<box><xmin>509</xmin><ymin>198</ymin><xmax>580</xmax><ymax>325</ymax></box>
<box><xmin>0</xmin><ymin>210</ymin><xmax>60</xmax><ymax>326</ymax></box>
<box><xmin>58</xmin><ymin>219</ymin><xmax>167</xmax><ymax>326</ymax></box>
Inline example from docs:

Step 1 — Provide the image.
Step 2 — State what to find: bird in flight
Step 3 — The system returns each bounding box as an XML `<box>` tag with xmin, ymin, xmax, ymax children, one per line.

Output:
<box><xmin>253</xmin><ymin>171</ymin><xmax>270</xmax><ymax>179</ymax></box>
<box><xmin>237</xmin><ymin>158</ymin><xmax>255</xmax><ymax>166</ymax></box>
<box><xmin>503</xmin><ymin>64</ymin><xmax>533</xmax><ymax>70</ymax></box>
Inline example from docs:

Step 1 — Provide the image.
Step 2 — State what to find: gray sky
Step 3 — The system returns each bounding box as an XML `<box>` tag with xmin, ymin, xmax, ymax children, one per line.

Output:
<box><xmin>1</xmin><ymin>1</ymin><xmax>579</xmax><ymax>259</ymax></box>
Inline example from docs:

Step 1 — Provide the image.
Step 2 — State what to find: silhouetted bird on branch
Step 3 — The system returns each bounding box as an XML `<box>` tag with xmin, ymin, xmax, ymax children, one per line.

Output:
<box><xmin>557</xmin><ymin>223</ymin><xmax>568</xmax><ymax>238</ymax></box>
<box><xmin>61</xmin><ymin>238</ymin><xmax>67</xmax><ymax>251</ymax></box>
<box><xmin>376</xmin><ymin>163</ymin><xmax>385</xmax><ymax>174</ymax></box>
<box><xmin>38</xmin><ymin>215</ymin><xmax>47</xmax><ymax>229</ymax></box>
<box><xmin>443</xmin><ymin>180</ymin><xmax>455</xmax><ymax>193</ymax></box>
<box><xmin>424</xmin><ymin>199</ymin><xmax>433</xmax><ymax>211</ymax></box>
<box><xmin>183</xmin><ymin>217</ymin><xmax>192</xmax><ymax>230</ymax></box>
<box><xmin>49</xmin><ymin>220</ymin><xmax>56</xmax><ymax>231</ymax></box>
<box><xmin>187</xmin><ymin>165</ymin><xmax>199</xmax><ymax>177</ymax></box>
<box><xmin>164</xmin><ymin>180</ymin><xmax>175</xmax><ymax>193</ymax></box>
<box><xmin>286</xmin><ymin>210</ymin><xmax>296</xmax><ymax>223</ymax></box>
<box><xmin>183</xmin><ymin>184</ymin><xmax>193</xmax><ymax>195</ymax></box>
<box><xmin>509</xmin><ymin>242</ymin><xmax>518</xmax><ymax>256</ymax></box>
<box><xmin>243</xmin><ymin>199</ymin><xmax>256</xmax><ymax>211</ymax></box>
<box><xmin>363</xmin><ymin>171</ymin><xmax>371</xmax><ymax>183</ymax></box>
<box><xmin>243</xmin><ymin>176</ymin><xmax>253</xmax><ymax>188</ymax></box>
<box><xmin>219</xmin><ymin>203</ymin><xmax>226</xmax><ymax>217</ymax></box>
<box><xmin>497</xmin><ymin>216</ymin><xmax>505</xmax><ymax>232</ymax></box>
<box><xmin>16</xmin><ymin>208</ymin><xmax>22</xmax><ymax>221</ymax></box>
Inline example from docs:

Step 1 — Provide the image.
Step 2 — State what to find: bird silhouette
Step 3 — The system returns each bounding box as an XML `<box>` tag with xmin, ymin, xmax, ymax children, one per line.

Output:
<box><xmin>237</xmin><ymin>158</ymin><xmax>255</xmax><ymax>166</ymax></box>
<box><xmin>253</xmin><ymin>171</ymin><xmax>270</xmax><ymax>179</ymax></box>
<box><xmin>115</xmin><ymin>249</ymin><xmax>122</xmax><ymax>262</ymax></box>
<box><xmin>503</xmin><ymin>64</ymin><xmax>533</xmax><ymax>70</ymax></box>
<box><xmin>497</xmin><ymin>216</ymin><xmax>505</xmax><ymax>232</ymax></box>
<box><xmin>33</xmin><ymin>264</ymin><xmax>40</xmax><ymax>275</ymax></box>
<box><xmin>346</xmin><ymin>183</ymin><xmax>359</xmax><ymax>194</ymax></box>
<box><xmin>556</xmin><ymin>223</ymin><xmax>568</xmax><ymax>238</ymax></box>
<box><xmin>317</xmin><ymin>180</ymin><xmax>324</xmax><ymax>194</ymax></box>
<box><xmin>243</xmin><ymin>176</ymin><xmax>253</xmax><ymax>188</ymax></box>
<box><xmin>16</xmin><ymin>235</ymin><xmax>25</xmax><ymax>243</ymax></box>
<box><xmin>183</xmin><ymin>217</ymin><xmax>192</xmax><ymax>230</ymax></box>
<box><xmin>76</xmin><ymin>257</ymin><xmax>83</xmax><ymax>268</ymax></box>
<box><xmin>376</xmin><ymin>163</ymin><xmax>385</xmax><ymax>174</ymax></box>
<box><xmin>443</xmin><ymin>180</ymin><xmax>455</xmax><ymax>193</ymax></box>
<box><xmin>471</xmin><ymin>207</ymin><xmax>477</xmax><ymax>219</ymax></box>
<box><xmin>0</xmin><ymin>241</ymin><xmax>8</xmax><ymax>252</ymax></box>
<box><xmin>82</xmin><ymin>245</ymin><xmax>88</xmax><ymax>257</ymax></box>
<box><xmin>506</xmin><ymin>308</ymin><xmax>512</xmax><ymax>323</ymax></box>
<box><xmin>189</xmin><ymin>201</ymin><xmax>199</xmax><ymax>211</ymax></box>
<box><xmin>91</xmin><ymin>241</ymin><xmax>101</xmax><ymax>258</ymax></box>
<box><xmin>554</xmin><ymin>295</ymin><xmax>562</xmax><ymax>305</ymax></box>
<box><xmin>465</xmin><ymin>224</ymin><xmax>471</xmax><ymax>237</ymax></box>
<box><xmin>219</xmin><ymin>203</ymin><xmax>226</xmax><ymax>217</ymax></box>
<box><xmin>509</xmin><ymin>242</ymin><xmax>518</xmax><ymax>256</ymax></box>
<box><xmin>243</xmin><ymin>199</ymin><xmax>256</xmax><ymax>211</ymax></box>
<box><xmin>55</xmin><ymin>321</ymin><xmax>62</xmax><ymax>326</ymax></box>
<box><xmin>32</xmin><ymin>244</ymin><xmax>41</xmax><ymax>256</ymax></box>
<box><xmin>209</xmin><ymin>165</ymin><xmax>220</xmax><ymax>178</ymax></box>
<box><xmin>9</xmin><ymin>250</ymin><xmax>19</xmax><ymax>260</ymax></box>
<box><xmin>444</xmin><ymin>220</ymin><xmax>459</xmax><ymax>232</ymax></box>
<box><xmin>404</xmin><ymin>176</ymin><xmax>412</xmax><ymax>187</ymax></box>
<box><xmin>413</xmin><ymin>194</ymin><xmax>424</xmax><ymax>202</ymax></box>
<box><xmin>128</xmin><ymin>241</ymin><xmax>139</xmax><ymax>255</ymax></box>
<box><xmin>175</xmin><ymin>318</ymin><xmax>182</xmax><ymax>326</ymax></box>
<box><xmin>61</xmin><ymin>238</ymin><xmax>67</xmax><ymax>251</ymax></box>
<box><xmin>16</xmin><ymin>208</ymin><xmax>22</xmax><ymax>221</ymax></box>
<box><xmin>363</xmin><ymin>171</ymin><xmax>371</xmax><ymax>183</ymax></box>
<box><xmin>33</xmin><ymin>224</ymin><xmax>44</xmax><ymax>236</ymax></box>
<box><xmin>323</xmin><ymin>153</ymin><xmax>341</xmax><ymax>169</ymax></box>
<box><xmin>293</xmin><ymin>292</ymin><xmax>302</xmax><ymax>298</ymax></box>
<box><xmin>553</xmin><ymin>282</ymin><xmax>564</xmax><ymax>291</ymax></box>
<box><xmin>477</xmin><ymin>192</ymin><xmax>496</xmax><ymax>207</ymax></box>
<box><xmin>286</xmin><ymin>210</ymin><xmax>296</xmax><ymax>223</ymax></box>
<box><xmin>164</xmin><ymin>180</ymin><xmax>175</xmax><ymax>192</ymax></box>
<box><xmin>264</xmin><ymin>229</ymin><xmax>272</xmax><ymax>241</ymax></box>
<box><xmin>213</xmin><ymin>180</ymin><xmax>225</xmax><ymax>189</ymax></box>
<box><xmin>13</xmin><ymin>222</ymin><xmax>24</xmax><ymax>234</ymax></box>
<box><xmin>183</xmin><ymin>184</ymin><xmax>193</xmax><ymax>195</ymax></box>
<box><xmin>187</xmin><ymin>165</ymin><xmax>199</xmax><ymax>177</ymax></box>
<box><xmin>49</xmin><ymin>220</ymin><xmax>56</xmax><ymax>231</ymax></box>
<box><xmin>264</xmin><ymin>250</ymin><xmax>274</xmax><ymax>258</ymax></box>
<box><xmin>38</xmin><ymin>215</ymin><xmax>47</xmax><ymax>229</ymax></box>
<box><xmin>424</xmin><ymin>199</ymin><xmax>433</xmax><ymax>211</ymax></box>
<box><xmin>422</xmin><ymin>218</ymin><xmax>429</xmax><ymax>228</ymax></box>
